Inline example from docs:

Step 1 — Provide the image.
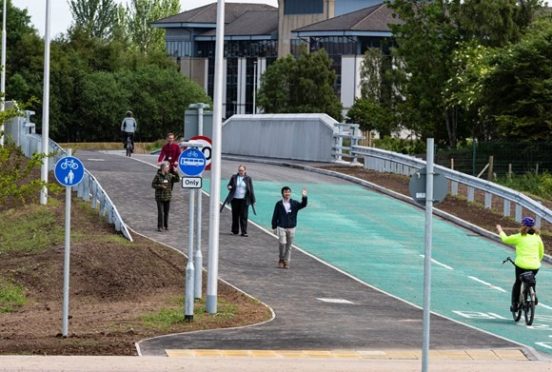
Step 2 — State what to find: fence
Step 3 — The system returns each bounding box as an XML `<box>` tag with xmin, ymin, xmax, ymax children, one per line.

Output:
<box><xmin>350</xmin><ymin>144</ymin><xmax>552</xmax><ymax>228</ymax></box>
<box><xmin>3</xmin><ymin>112</ymin><xmax>133</xmax><ymax>241</ymax></box>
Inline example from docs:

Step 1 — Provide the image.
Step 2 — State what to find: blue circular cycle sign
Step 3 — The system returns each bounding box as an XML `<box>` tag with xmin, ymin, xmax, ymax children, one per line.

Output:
<box><xmin>178</xmin><ymin>148</ymin><xmax>206</xmax><ymax>176</ymax></box>
<box><xmin>54</xmin><ymin>156</ymin><xmax>85</xmax><ymax>187</ymax></box>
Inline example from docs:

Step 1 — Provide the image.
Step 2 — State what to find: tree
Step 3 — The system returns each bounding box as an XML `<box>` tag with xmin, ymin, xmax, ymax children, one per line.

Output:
<box><xmin>69</xmin><ymin>0</ymin><xmax>118</xmax><ymax>40</ymax></box>
<box><xmin>257</xmin><ymin>50</ymin><xmax>342</xmax><ymax>120</ymax></box>
<box><xmin>348</xmin><ymin>48</ymin><xmax>398</xmax><ymax>136</ymax></box>
<box><xmin>480</xmin><ymin>18</ymin><xmax>552</xmax><ymax>140</ymax></box>
<box><xmin>127</xmin><ymin>0</ymin><xmax>180</xmax><ymax>53</ymax></box>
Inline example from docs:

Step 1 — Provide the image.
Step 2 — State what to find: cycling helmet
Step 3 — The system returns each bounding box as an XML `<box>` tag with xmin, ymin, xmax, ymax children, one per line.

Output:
<box><xmin>522</xmin><ymin>216</ymin><xmax>535</xmax><ymax>227</ymax></box>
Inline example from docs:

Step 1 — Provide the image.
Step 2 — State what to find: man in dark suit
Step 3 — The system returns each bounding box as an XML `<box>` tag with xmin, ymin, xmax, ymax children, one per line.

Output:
<box><xmin>224</xmin><ymin>165</ymin><xmax>256</xmax><ymax>237</ymax></box>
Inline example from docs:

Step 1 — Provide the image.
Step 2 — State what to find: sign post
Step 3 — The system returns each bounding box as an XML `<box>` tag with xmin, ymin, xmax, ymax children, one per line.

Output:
<box><xmin>189</xmin><ymin>135</ymin><xmax>211</xmax><ymax>300</ymax></box>
<box><xmin>408</xmin><ymin>139</ymin><xmax>448</xmax><ymax>372</ymax></box>
<box><xmin>178</xmin><ymin>148</ymin><xmax>206</xmax><ymax>321</ymax></box>
<box><xmin>54</xmin><ymin>150</ymin><xmax>85</xmax><ymax>337</ymax></box>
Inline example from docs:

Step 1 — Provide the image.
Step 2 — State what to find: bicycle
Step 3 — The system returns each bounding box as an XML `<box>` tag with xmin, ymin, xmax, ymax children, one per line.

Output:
<box><xmin>503</xmin><ymin>257</ymin><xmax>536</xmax><ymax>326</ymax></box>
<box><xmin>125</xmin><ymin>134</ymin><xmax>134</xmax><ymax>157</ymax></box>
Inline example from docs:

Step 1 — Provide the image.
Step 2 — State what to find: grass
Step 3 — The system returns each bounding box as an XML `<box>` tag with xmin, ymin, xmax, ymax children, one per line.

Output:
<box><xmin>496</xmin><ymin>172</ymin><xmax>552</xmax><ymax>201</ymax></box>
<box><xmin>0</xmin><ymin>279</ymin><xmax>26</xmax><ymax>313</ymax></box>
<box><xmin>59</xmin><ymin>142</ymin><xmax>156</xmax><ymax>154</ymax></box>
<box><xmin>141</xmin><ymin>297</ymin><xmax>239</xmax><ymax>331</ymax></box>
<box><xmin>0</xmin><ymin>203</ymin><xmax>63</xmax><ymax>254</ymax></box>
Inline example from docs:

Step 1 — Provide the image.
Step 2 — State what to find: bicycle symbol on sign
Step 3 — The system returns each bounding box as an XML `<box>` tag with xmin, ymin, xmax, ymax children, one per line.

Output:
<box><xmin>60</xmin><ymin>158</ymin><xmax>79</xmax><ymax>170</ymax></box>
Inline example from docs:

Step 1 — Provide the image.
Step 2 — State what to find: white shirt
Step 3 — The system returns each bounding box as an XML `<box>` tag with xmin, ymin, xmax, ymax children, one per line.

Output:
<box><xmin>234</xmin><ymin>176</ymin><xmax>246</xmax><ymax>199</ymax></box>
<box><xmin>282</xmin><ymin>199</ymin><xmax>291</xmax><ymax>213</ymax></box>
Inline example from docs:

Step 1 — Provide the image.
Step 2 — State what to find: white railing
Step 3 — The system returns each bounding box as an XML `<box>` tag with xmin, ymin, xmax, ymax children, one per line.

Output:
<box><xmin>351</xmin><ymin>145</ymin><xmax>552</xmax><ymax>228</ymax></box>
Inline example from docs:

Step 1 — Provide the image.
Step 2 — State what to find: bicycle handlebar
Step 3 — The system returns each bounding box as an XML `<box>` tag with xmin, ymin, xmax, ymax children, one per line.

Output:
<box><xmin>503</xmin><ymin>257</ymin><xmax>515</xmax><ymax>265</ymax></box>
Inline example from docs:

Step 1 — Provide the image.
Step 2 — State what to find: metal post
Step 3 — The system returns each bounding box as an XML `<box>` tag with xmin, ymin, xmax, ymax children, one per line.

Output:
<box><xmin>421</xmin><ymin>138</ymin><xmax>434</xmax><ymax>372</ymax></box>
<box><xmin>253</xmin><ymin>61</ymin><xmax>257</xmax><ymax>114</ymax></box>
<box><xmin>194</xmin><ymin>189</ymin><xmax>203</xmax><ymax>299</ymax></box>
<box><xmin>40</xmin><ymin>0</ymin><xmax>51</xmax><ymax>205</ymax></box>
<box><xmin>185</xmin><ymin>189</ymin><xmax>195</xmax><ymax>321</ymax></box>
<box><xmin>0</xmin><ymin>0</ymin><xmax>7</xmax><ymax>147</ymax></box>
<box><xmin>207</xmin><ymin>0</ymin><xmax>225</xmax><ymax>314</ymax></box>
<box><xmin>62</xmin><ymin>149</ymin><xmax>72</xmax><ymax>337</ymax></box>
<box><xmin>194</xmin><ymin>112</ymin><xmax>204</xmax><ymax>299</ymax></box>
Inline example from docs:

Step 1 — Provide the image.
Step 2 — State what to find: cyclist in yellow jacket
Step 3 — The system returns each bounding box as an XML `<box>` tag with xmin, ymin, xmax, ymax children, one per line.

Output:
<box><xmin>496</xmin><ymin>217</ymin><xmax>544</xmax><ymax>312</ymax></box>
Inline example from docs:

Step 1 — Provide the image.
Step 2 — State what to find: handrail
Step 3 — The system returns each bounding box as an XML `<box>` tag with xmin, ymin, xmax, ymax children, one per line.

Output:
<box><xmin>351</xmin><ymin>145</ymin><xmax>552</xmax><ymax>227</ymax></box>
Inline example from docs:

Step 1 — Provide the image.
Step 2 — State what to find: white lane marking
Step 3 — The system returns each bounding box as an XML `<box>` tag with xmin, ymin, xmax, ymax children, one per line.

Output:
<box><xmin>540</xmin><ymin>304</ymin><xmax>552</xmax><ymax>310</ymax></box>
<box><xmin>86</xmin><ymin>158</ymin><xmax>105</xmax><ymax>161</ymax></box>
<box><xmin>317</xmin><ymin>298</ymin><xmax>354</xmax><ymax>304</ymax></box>
<box><xmin>468</xmin><ymin>276</ymin><xmax>507</xmax><ymax>292</ymax></box>
<box><xmin>419</xmin><ymin>255</ymin><xmax>453</xmax><ymax>270</ymax></box>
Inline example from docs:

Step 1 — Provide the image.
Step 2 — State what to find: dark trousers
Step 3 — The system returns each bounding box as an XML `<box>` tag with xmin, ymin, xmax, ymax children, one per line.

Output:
<box><xmin>231</xmin><ymin>198</ymin><xmax>249</xmax><ymax>234</ymax></box>
<box><xmin>512</xmin><ymin>266</ymin><xmax>539</xmax><ymax>306</ymax></box>
<box><xmin>156</xmin><ymin>200</ymin><xmax>171</xmax><ymax>229</ymax></box>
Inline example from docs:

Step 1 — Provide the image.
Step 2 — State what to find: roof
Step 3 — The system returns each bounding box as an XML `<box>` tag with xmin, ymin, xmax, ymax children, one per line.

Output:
<box><xmin>153</xmin><ymin>2</ymin><xmax>276</xmax><ymax>27</ymax></box>
<box><xmin>293</xmin><ymin>3</ymin><xmax>400</xmax><ymax>36</ymax></box>
<box><xmin>199</xmin><ymin>10</ymin><xmax>278</xmax><ymax>38</ymax></box>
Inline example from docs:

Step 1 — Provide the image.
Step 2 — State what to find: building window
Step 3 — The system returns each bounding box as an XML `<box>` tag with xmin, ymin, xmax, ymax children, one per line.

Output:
<box><xmin>166</xmin><ymin>41</ymin><xmax>192</xmax><ymax>57</ymax></box>
<box><xmin>284</xmin><ymin>0</ymin><xmax>323</xmax><ymax>15</ymax></box>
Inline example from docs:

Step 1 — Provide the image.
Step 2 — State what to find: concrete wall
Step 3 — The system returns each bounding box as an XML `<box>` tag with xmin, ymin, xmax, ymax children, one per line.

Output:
<box><xmin>222</xmin><ymin>113</ymin><xmax>337</xmax><ymax>162</ymax></box>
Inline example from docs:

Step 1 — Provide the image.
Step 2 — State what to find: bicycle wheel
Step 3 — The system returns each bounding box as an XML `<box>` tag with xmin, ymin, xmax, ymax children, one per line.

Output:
<box><xmin>524</xmin><ymin>287</ymin><xmax>535</xmax><ymax>326</ymax></box>
<box><xmin>512</xmin><ymin>304</ymin><xmax>522</xmax><ymax>322</ymax></box>
<box><xmin>126</xmin><ymin>140</ymin><xmax>132</xmax><ymax>157</ymax></box>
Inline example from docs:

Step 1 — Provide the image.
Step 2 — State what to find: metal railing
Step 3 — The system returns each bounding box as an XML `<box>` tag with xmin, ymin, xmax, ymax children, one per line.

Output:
<box><xmin>5</xmin><ymin>114</ymin><xmax>133</xmax><ymax>241</ymax></box>
<box><xmin>351</xmin><ymin>145</ymin><xmax>552</xmax><ymax>228</ymax></box>
<box><xmin>332</xmin><ymin>123</ymin><xmax>363</xmax><ymax>164</ymax></box>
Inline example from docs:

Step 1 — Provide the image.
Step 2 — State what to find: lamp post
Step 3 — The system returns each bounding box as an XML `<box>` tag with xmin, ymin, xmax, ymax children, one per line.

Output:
<box><xmin>40</xmin><ymin>0</ymin><xmax>51</xmax><ymax>205</ymax></box>
<box><xmin>206</xmin><ymin>0</ymin><xmax>226</xmax><ymax>314</ymax></box>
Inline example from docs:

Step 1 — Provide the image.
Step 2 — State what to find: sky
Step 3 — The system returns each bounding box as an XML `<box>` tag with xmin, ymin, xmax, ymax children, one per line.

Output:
<box><xmin>12</xmin><ymin>0</ymin><xmax>278</xmax><ymax>37</ymax></box>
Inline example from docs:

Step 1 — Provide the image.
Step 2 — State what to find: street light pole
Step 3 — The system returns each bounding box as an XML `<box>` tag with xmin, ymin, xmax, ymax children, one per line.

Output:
<box><xmin>40</xmin><ymin>0</ymin><xmax>51</xmax><ymax>205</ymax></box>
<box><xmin>206</xmin><ymin>0</ymin><xmax>226</xmax><ymax>314</ymax></box>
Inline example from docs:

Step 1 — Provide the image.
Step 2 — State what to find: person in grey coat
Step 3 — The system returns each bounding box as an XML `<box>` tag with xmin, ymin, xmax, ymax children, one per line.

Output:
<box><xmin>223</xmin><ymin>165</ymin><xmax>256</xmax><ymax>237</ymax></box>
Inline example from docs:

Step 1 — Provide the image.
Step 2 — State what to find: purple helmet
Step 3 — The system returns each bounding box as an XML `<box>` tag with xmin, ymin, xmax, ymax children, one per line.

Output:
<box><xmin>522</xmin><ymin>216</ymin><xmax>535</xmax><ymax>227</ymax></box>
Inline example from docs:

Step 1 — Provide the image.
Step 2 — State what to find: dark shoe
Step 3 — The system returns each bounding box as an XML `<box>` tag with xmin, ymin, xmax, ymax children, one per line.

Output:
<box><xmin>157</xmin><ymin>227</ymin><xmax>162</xmax><ymax>232</ymax></box>
<box><xmin>535</xmin><ymin>296</ymin><xmax>539</xmax><ymax>306</ymax></box>
<box><xmin>283</xmin><ymin>261</ymin><xmax>289</xmax><ymax>269</ymax></box>
<box><xmin>278</xmin><ymin>260</ymin><xmax>284</xmax><ymax>268</ymax></box>
<box><xmin>241</xmin><ymin>233</ymin><xmax>248</xmax><ymax>237</ymax></box>
<box><xmin>232</xmin><ymin>232</ymin><xmax>239</xmax><ymax>235</ymax></box>
<box><xmin>164</xmin><ymin>226</ymin><xmax>168</xmax><ymax>231</ymax></box>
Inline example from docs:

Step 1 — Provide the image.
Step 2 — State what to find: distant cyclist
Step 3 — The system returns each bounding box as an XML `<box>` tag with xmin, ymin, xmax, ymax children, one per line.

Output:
<box><xmin>496</xmin><ymin>217</ymin><xmax>544</xmax><ymax>312</ymax></box>
<box><xmin>121</xmin><ymin>111</ymin><xmax>137</xmax><ymax>151</ymax></box>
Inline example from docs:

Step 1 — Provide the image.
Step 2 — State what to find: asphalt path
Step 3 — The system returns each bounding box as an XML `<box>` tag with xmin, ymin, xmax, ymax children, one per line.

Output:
<box><xmin>78</xmin><ymin>151</ymin><xmax>515</xmax><ymax>356</ymax></box>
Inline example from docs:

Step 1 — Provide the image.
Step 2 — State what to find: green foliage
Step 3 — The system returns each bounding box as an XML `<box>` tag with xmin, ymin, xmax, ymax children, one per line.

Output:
<box><xmin>69</xmin><ymin>0</ymin><xmax>118</xmax><ymax>40</ymax></box>
<box><xmin>480</xmin><ymin>18</ymin><xmax>552</xmax><ymax>140</ymax></box>
<box><xmin>497</xmin><ymin>172</ymin><xmax>552</xmax><ymax>200</ymax></box>
<box><xmin>374</xmin><ymin>136</ymin><xmax>426</xmax><ymax>155</ymax></box>
<box><xmin>0</xmin><ymin>202</ymin><xmax>63</xmax><ymax>254</ymax></box>
<box><xmin>257</xmin><ymin>50</ymin><xmax>342</xmax><ymax>120</ymax></box>
<box><xmin>0</xmin><ymin>144</ymin><xmax>47</xmax><ymax>206</ymax></box>
<box><xmin>387</xmin><ymin>0</ymin><xmax>544</xmax><ymax>146</ymax></box>
<box><xmin>0</xmin><ymin>280</ymin><xmax>26</xmax><ymax>313</ymax></box>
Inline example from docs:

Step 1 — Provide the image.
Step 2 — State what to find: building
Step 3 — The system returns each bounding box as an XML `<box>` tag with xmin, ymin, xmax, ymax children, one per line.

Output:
<box><xmin>153</xmin><ymin>1</ymin><xmax>398</xmax><ymax>119</ymax></box>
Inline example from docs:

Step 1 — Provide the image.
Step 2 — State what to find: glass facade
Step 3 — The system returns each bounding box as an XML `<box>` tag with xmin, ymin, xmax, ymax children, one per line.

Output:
<box><xmin>284</xmin><ymin>0</ymin><xmax>323</xmax><ymax>15</ymax></box>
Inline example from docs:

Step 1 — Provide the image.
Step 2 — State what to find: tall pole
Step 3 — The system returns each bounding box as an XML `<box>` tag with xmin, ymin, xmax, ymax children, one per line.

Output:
<box><xmin>194</xmin><ymin>106</ymin><xmax>204</xmax><ymax>299</ymax></box>
<box><xmin>207</xmin><ymin>0</ymin><xmax>225</xmax><ymax>314</ymax></box>
<box><xmin>0</xmin><ymin>0</ymin><xmax>7</xmax><ymax>147</ymax></box>
<box><xmin>421</xmin><ymin>138</ymin><xmax>434</xmax><ymax>372</ymax></box>
<box><xmin>252</xmin><ymin>61</ymin><xmax>257</xmax><ymax>114</ymax></box>
<box><xmin>40</xmin><ymin>0</ymin><xmax>51</xmax><ymax>205</ymax></box>
<box><xmin>62</xmin><ymin>148</ymin><xmax>73</xmax><ymax>337</ymax></box>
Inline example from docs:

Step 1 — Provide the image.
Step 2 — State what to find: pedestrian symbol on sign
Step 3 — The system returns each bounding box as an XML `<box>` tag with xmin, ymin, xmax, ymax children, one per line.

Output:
<box><xmin>54</xmin><ymin>156</ymin><xmax>85</xmax><ymax>187</ymax></box>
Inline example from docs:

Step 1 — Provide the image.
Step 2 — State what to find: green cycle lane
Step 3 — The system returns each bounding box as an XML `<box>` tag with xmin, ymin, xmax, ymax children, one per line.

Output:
<box><xmin>206</xmin><ymin>178</ymin><xmax>552</xmax><ymax>355</ymax></box>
